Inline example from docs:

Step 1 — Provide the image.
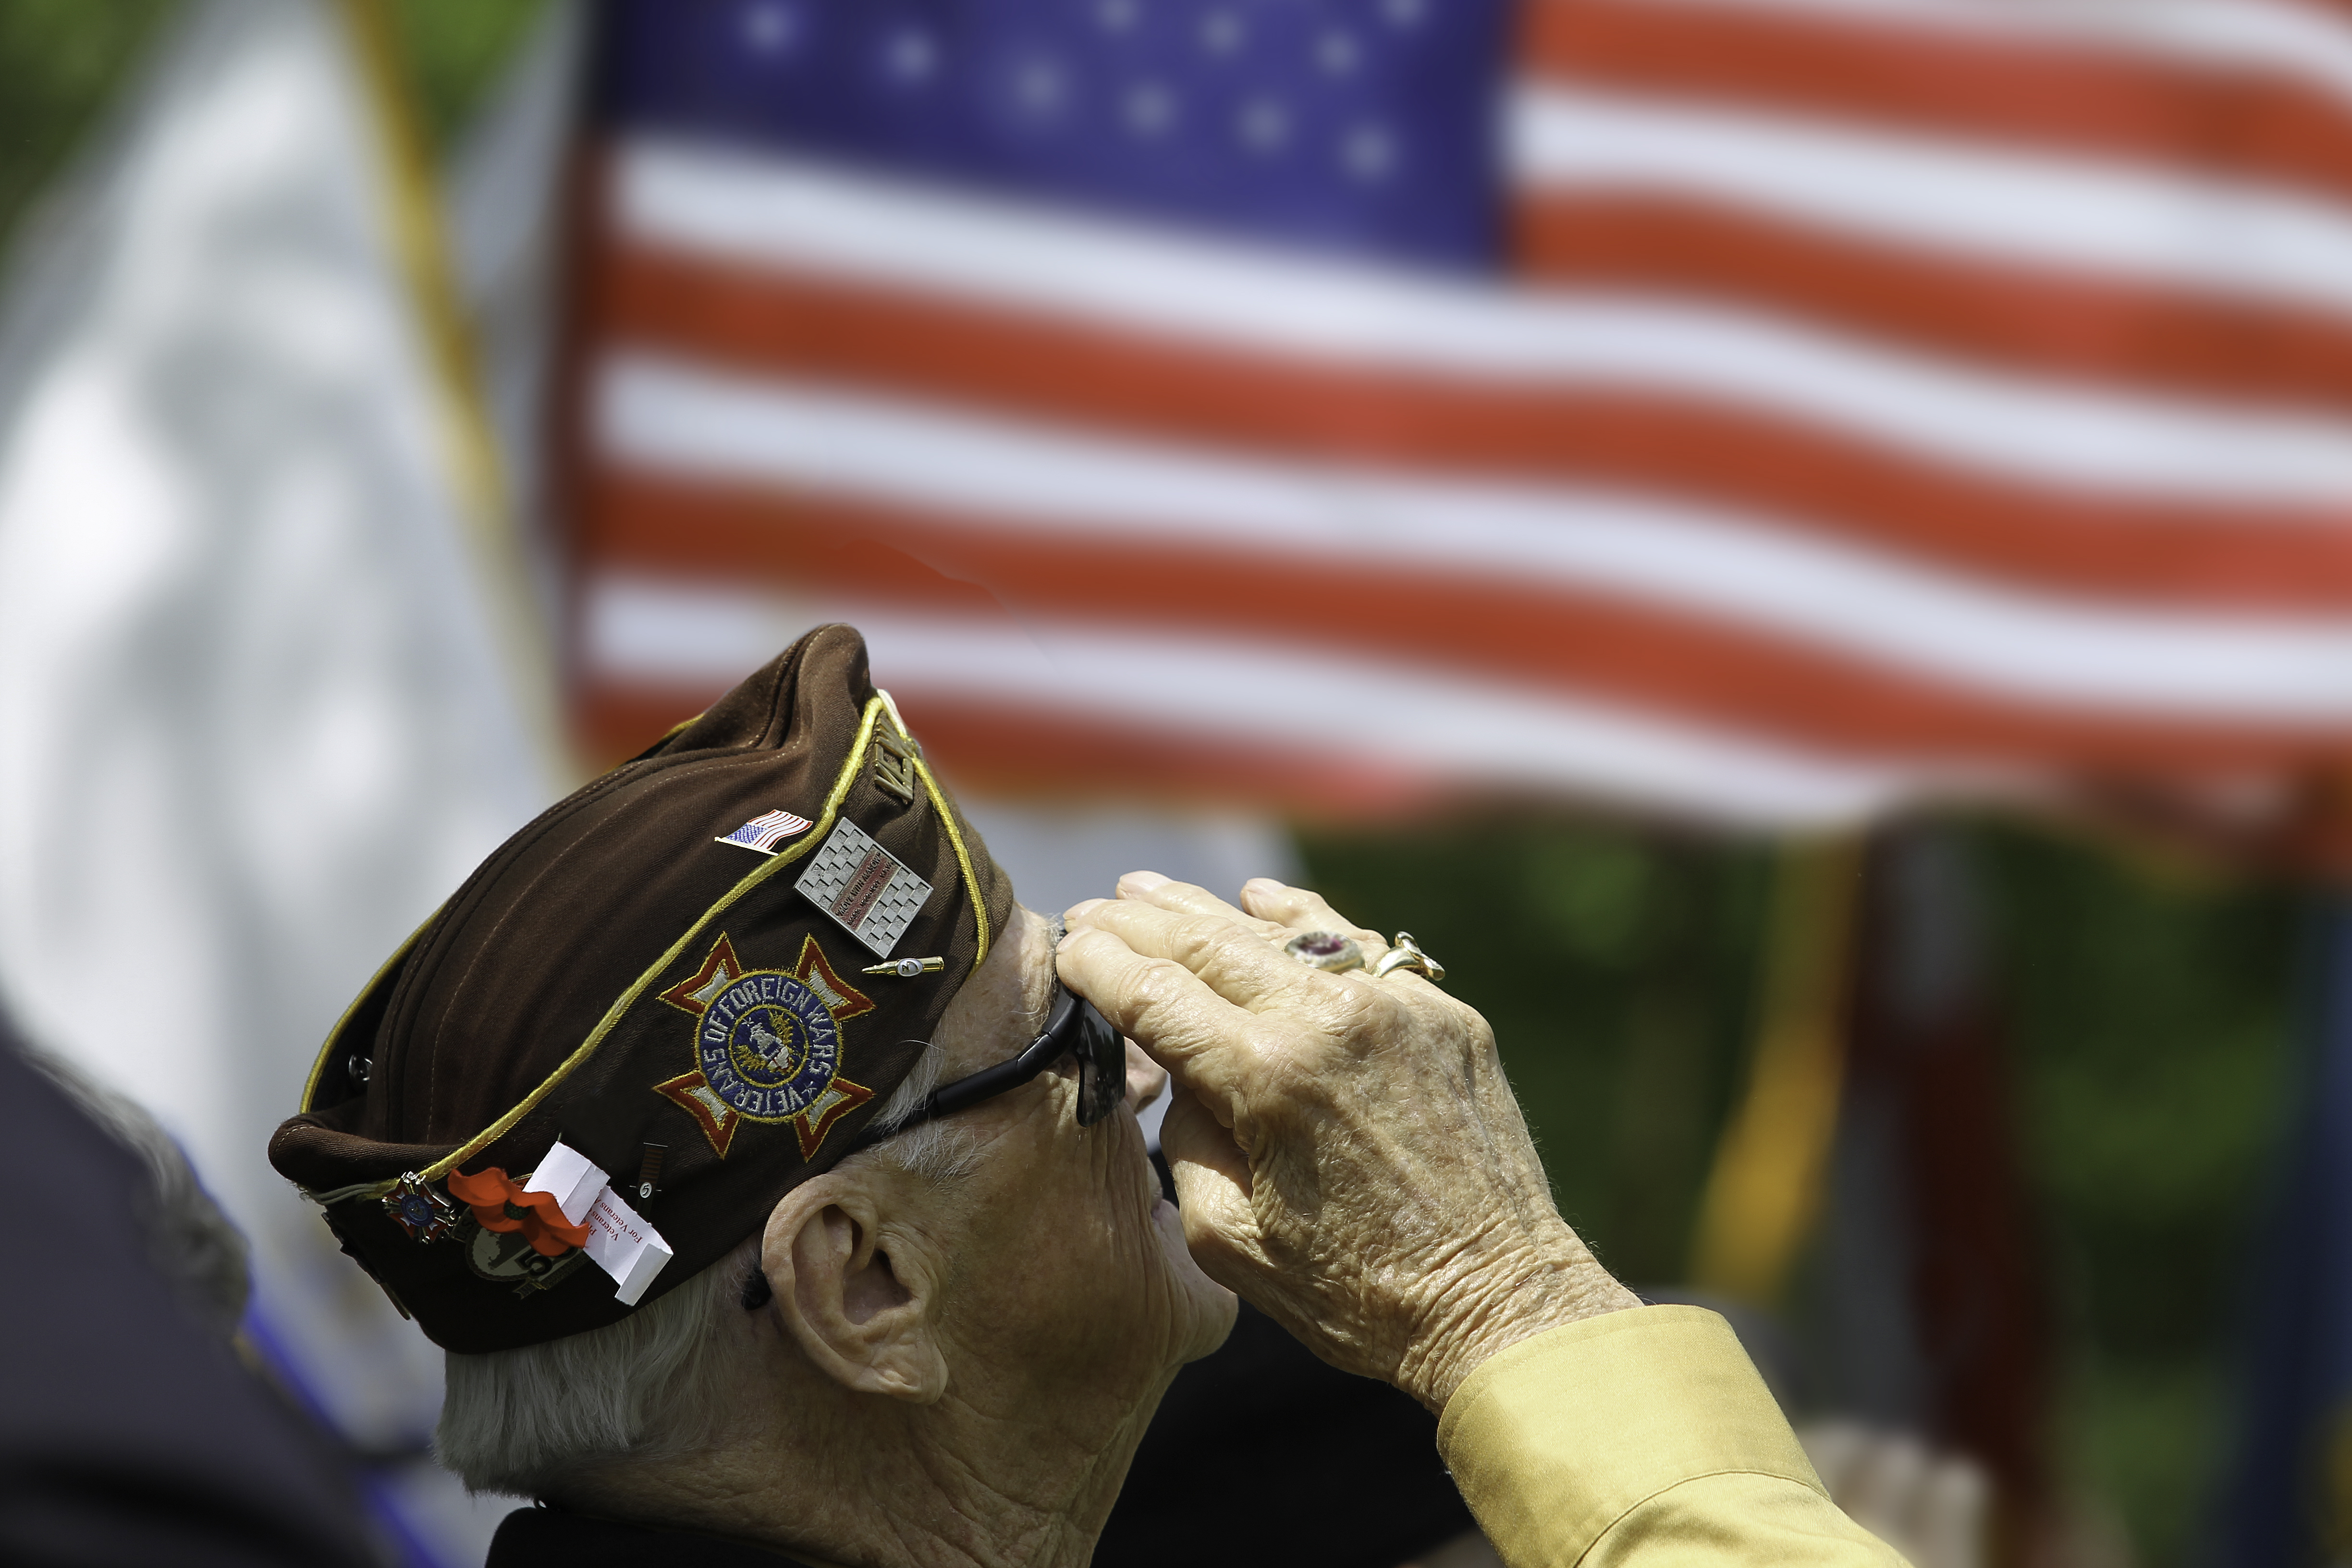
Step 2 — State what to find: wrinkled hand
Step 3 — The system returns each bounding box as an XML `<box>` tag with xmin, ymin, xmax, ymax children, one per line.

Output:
<box><xmin>1060</xmin><ymin>874</ymin><xmax>1638</xmax><ymax>1411</ymax></box>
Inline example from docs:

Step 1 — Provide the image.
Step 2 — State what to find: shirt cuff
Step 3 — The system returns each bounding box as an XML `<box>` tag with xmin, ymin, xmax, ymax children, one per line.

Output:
<box><xmin>1435</xmin><ymin>1304</ymin><xmax>1825</xmax><ymax>1567</ymax></box>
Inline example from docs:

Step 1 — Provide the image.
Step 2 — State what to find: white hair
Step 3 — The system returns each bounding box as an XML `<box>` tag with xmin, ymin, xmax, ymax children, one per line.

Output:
<box><xmin>435</xmin><ymin>1045</ymin><xmax>973</xmax><ymax>1496</ymax></box>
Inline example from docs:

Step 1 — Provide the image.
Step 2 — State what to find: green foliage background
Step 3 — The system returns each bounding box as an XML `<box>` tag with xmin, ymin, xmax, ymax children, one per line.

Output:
<box><xmin>0</xmin><ymin>5</ymin><xmax>2304</xmax><ymax>1561</ymax></box>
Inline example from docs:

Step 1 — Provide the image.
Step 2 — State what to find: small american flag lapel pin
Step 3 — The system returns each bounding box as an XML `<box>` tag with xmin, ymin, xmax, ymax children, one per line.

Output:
<box><xmin>716</xmin><ymin>808</ymin><xmax>814</xmax><ymax>856</ymax></box>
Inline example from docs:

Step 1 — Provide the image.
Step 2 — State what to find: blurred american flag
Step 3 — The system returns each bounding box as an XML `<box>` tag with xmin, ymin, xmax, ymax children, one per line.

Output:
<box><xmin>563</xmin><ymin>0</ymin><xmax>2352</xmax><ymax>826</ymax></box>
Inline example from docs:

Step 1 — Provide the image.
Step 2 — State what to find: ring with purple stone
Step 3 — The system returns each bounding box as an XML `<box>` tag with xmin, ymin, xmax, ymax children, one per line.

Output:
<box><xmin>1283</xmin><ymin>931</ymin><xmax>1364</xmax><ymax>973</ymax></box>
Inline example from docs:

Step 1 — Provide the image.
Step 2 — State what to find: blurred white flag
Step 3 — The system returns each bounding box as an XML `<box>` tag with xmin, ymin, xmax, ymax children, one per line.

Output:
<box><xmin>0</xmin><ymin>0</ymin><xmax>557</xmax><ymax>1476</ymax></box>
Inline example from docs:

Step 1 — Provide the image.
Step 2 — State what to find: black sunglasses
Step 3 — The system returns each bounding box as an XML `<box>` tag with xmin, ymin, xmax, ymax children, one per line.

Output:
<box><xmin>842</xmin><ymin>977</ymin><xmax>1126</xmax><ymax>1155</ymax></box>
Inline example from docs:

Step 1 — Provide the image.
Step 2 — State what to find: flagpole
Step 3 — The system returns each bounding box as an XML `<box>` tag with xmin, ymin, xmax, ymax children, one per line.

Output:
<box><xmin>331</xmin><ymin>0</ymin><xmax>579</xmax><ymax>792</ymax></box>
<box><xmin>1687</xmin><ymin>833</ymin><xmax>1866</xmax><ymax>1305</ymax></box>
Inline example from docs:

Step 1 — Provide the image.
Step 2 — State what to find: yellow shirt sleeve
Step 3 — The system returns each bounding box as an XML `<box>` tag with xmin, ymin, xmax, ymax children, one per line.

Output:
<box><xmin>1435</xmin><ymin>1305</ymin><xmax>1907</xmax><ymax>1568</ymax></box>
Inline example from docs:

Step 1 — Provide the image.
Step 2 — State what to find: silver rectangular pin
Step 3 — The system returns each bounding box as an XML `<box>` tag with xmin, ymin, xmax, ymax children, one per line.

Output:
<box><xmin>795</xmin><ymin>819</ymin><xmax>933</xmax><ymax>958</ymax></box>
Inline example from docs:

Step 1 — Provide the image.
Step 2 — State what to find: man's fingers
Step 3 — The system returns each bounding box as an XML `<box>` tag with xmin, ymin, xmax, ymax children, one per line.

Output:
<box><xmin>1114</xmin><ymin>871</ymin><xmax>1284</xmax><ymax>937</ymax></box>
<box><xmin>1072</xmin><ymin>896</ymin><xmax>1334</xmax><ymax>1016</ymax></box>
<box><xmin>1239</xmin><ymin>879</ymin><xmax>1385</xmax><ymax>952</ymax></box>
<box><xmin>1161</xmin><ymin>1086</ymin><xmax>1249</xmax><ymax>1190</ymax></box>
<box><xmin>1054</xmin><ymin>926</ymin><xmax>1257</xmax><ymax>1098</ymax></box>
<box><xmin>1163</xmin><ymin>1090</ymin><xmax>1259</xmax><ymax>1270</ymax></box>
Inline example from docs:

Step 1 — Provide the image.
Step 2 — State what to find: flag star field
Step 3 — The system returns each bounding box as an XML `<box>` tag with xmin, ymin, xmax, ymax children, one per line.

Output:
<box><xmin>598</xmin><ymin>0</ymin><xmax>1512</xmax><ymax>266</ymax></box>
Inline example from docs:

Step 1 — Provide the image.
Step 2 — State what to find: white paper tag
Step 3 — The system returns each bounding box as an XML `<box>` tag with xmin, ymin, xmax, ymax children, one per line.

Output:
<box><xmin>524</xmin><ymin>1139</ymin><xmax>674</xmax><ymax>1306</ymax></box>
<box><xmin>523</xmin><ymin>1139</ymin><xmax>606</xmax><ymax>1225</ymax></box>
<box><xmin>582</xmin><ymin>1185</ymin><xmax>674</xmax><ymax>1307</ymax></box>
<box><xmin>586</xmin><ymin>1189</ymin><xmax>677</xmax><ymax>1316</ymax></box>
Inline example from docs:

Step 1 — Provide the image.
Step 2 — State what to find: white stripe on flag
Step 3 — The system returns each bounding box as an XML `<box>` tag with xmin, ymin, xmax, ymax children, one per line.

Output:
<box><xmin>598</xmin><ymin>355</ymin><xmax>2352</xmax><ymax>724</ymax></box>
<box><xmin>581</xmin><ymin>573</ymin><xmax>1943</xmax><ymax>828</ymax></box>
<box><xmin>1579</xmin><ymin>0</ymin><xmax>2352</xmax><ymax>104</ymax></box>
<box><xmin>1511</xmin><ymin>85</ymin><xmax>2352</xmax><ymax>320</ymax></box>
<box><xmin>612</xmin><ymin>142</ymin><xmax>2352</xmax><ymax>506</ymax></box>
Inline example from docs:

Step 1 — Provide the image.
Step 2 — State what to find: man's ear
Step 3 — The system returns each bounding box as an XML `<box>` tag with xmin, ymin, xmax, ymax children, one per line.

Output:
<box><xmin>757</xmin><ymin>1169</ymin><xmax>949</xmax><ymax>1404</ymax></box>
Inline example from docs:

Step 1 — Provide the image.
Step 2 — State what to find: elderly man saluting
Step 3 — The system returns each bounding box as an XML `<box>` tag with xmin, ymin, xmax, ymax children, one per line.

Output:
<box><xmin>271</xmin><ymin>627</ymin><xmax>1900</xmax><ymax>1567</ymax></box>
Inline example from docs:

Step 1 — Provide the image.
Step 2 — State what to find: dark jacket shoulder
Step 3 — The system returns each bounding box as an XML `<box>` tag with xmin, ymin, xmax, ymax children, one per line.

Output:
<box><xmin>490</xmin><ymin>1505</ymin><xmax>817</xmax><ymax>1566</ymax></box>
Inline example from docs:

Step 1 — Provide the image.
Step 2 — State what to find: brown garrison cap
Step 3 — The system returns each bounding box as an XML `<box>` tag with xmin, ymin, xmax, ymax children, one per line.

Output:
<box><xmin>269</xmin><ymin>626</ymin><xmax>1014</xmax><ymax>1353</ymax></box>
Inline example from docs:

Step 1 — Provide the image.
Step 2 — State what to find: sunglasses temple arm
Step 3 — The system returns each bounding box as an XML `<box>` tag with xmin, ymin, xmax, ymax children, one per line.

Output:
<box><xmin>837</xmin><ymin>1019</ymin><xmax>1071</xmax><ymax>1155</ymax></box>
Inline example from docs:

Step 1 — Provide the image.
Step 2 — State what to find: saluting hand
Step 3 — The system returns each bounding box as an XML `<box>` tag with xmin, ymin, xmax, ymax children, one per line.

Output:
<box><xmin>1058</xmin><ymin>874</ymin><xmax>1639</xmax><ymax>1412</ymax></box>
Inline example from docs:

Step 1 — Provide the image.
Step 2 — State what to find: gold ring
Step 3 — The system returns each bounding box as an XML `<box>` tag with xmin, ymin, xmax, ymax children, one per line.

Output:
<box><xmin>1285</xmin><ymin>931</ymin><xmax>1364</xmax><ymax>972</ymax></box>
<box><xmin>1371</xmin><ymin>931</ymin><xmax>1445</xmax><ymax>983</ymax></box>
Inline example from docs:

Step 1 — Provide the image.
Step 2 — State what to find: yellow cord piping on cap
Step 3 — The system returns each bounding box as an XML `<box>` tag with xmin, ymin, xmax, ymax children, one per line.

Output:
<box><xmin>405</xmin><ymin>698</ymin><xmax>890</xmax><ymax>1188</ymax></box>
<box><xmin>299</xmin><ymin>908</ymin><xmax>440</xmax><ymax>1114</ymax></box>
<box><xmin>914</xmin><ymin>758</ymin><xmax>987</xmax><ymax>976</ymax></box>
<box><xmin>877</xmin><ymin>687</ymin><xmax>989</xmax><ymax>975</ymax></box>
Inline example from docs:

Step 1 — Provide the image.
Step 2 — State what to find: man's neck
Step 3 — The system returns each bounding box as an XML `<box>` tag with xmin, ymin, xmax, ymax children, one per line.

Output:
<box><xmin>563</xmin><ymin>1369</ymin><xmax>1172</xmax><ymax>1568</ymax></box>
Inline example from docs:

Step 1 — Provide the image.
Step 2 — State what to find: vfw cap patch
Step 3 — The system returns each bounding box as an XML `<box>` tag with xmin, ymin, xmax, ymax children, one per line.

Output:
<box><xmin>653</xmin><ymin>933</ymin><xmax>877</xmax><ymax>1159</ymax></box>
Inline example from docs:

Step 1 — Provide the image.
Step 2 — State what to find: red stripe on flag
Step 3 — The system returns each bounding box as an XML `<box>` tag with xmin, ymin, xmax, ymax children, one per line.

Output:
<box><xmin>1512</xmin><ymin>191</ymin><xmax>2352</xmax><ymax>412</ymax></box>
<box><xmin>577</xmin><ymin>682</ymin><xmax>1443</xmax><ymax>813</ymax></box>
<box><xmin>579</xmin><ymin>472</ymin><xmax>2352</xmax><ymax>772</ymax></box>
<box><xmin>1518</xmin><ymin>0</ymin><xmax>2352</xmax><ymax>200</ymax></box>
<box><xmin>584</xmin><ymin>244</ymin><xmax>2352</xmax><ymax>612</ymax></box>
